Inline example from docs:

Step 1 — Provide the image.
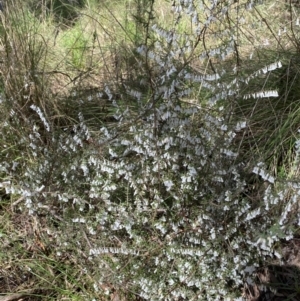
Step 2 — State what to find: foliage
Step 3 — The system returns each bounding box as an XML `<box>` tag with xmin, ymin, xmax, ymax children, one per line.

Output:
<box><xmin>28</xmin><ymin>0</ymin><xmax>85</xmax><ymax>24</ymax></box>
<box><xmin>61</xmin><ymin>24</ymin><xmax>91</xmax><ymax>69</ymax></box>
<box><xmin>1</xmin><ymin>0</ymin><xmax>300</xmax><ymax>300</ymax></box>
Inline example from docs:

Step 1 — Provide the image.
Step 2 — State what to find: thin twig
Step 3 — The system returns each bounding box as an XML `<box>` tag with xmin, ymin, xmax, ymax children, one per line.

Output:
<box><xmin>0</xmin><ymin>291</ymin><xmax>34</xmax><ymax>301</ymax></box>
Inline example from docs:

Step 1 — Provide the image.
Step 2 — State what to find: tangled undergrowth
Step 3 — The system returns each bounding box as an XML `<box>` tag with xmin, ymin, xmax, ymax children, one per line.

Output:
<box><xmin>1</xmin><ymin>0</ymin><xmax>300</xmax><ymax>300</ymax></box>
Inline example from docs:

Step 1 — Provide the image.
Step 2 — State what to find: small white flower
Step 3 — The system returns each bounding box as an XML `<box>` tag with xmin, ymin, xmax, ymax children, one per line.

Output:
<box><xmin>72</xmin><ymin>217</ymin><xmax>86</xmax><ymax>223</ymax></box>
<box><xmin>164</xmin><ymin>180</ymin><xmax>174</xmax><ymax>191</ymax></box>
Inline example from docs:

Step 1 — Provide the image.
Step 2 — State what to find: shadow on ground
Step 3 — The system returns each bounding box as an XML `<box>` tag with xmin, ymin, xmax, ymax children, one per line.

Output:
<box><xmin>244</xmin><ymin>238</ymin><xmax>300</xmax><ymax>301</ymax></box>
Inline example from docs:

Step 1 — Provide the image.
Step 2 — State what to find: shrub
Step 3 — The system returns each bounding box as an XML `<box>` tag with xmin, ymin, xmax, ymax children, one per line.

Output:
<box><xmin>1</xmin><ymin>0</ymin><xmax>300</xmax><ymax>300</ymax></box>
